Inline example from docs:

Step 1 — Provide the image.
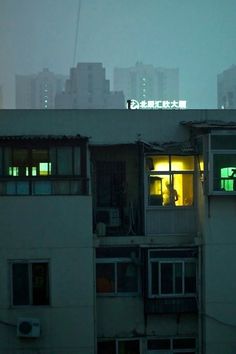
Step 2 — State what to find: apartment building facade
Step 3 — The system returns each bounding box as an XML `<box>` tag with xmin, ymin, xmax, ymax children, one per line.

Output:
<box><xmin>0</xmin><ymin>109</ymin><xmax>235</xmax><ymax>353</ymax></box>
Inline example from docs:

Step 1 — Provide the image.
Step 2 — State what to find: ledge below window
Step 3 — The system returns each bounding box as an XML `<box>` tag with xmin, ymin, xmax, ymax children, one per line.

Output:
<box><xmin>0</xmin><ymin>178</ymin><xmax>89</xmax><ymax>196</ymax></box>
<box><xmin>144</xmin><ymin>296</ymin><xmax>198</xmax><ymax>314</ymax></box>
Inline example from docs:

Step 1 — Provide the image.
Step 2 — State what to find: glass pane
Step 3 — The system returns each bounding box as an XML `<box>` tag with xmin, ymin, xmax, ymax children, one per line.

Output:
<box><xmin>39</xmin><ymin>162</ymin><xmax>51</xmax><ymax>176</ymax></box>
<box><xmin>4</xmin><ymin>148</ymin><xmax>12</xmax><ymax>176</ymax></box>
<box><xmin>13</xmin><ymin>149</ymin><xmax>29</xmax><ymax>164</ymax></box>
<box><xmin>151</xmin><ymin>156</ymin><xmax>169</xmax><ymax>172</ymax></box>
<box><xmin>118</xmin><ymin>340</ymin><xmax>140</xmax><ymax>354</ymax></box>
<box><xmin>17</xmin><ymin>181</ymin><xmax>29</xmax><ymax>195</ymax></box>
<box><xmin>74</xmin><ymin>147</ymin><xmax>81</xmax><ymax>175</ymax></box>
<box><xmin>6</xmin><ymin>182</ymin><xmax>16</xmax><ymax>195</ymax></box>
<box><xmin>33</xmin><ymin>181</ymin><xmax>52</xmax><ymax>195</ymax></box>
<box><xmin>161</xmin><ymin>263</ymin><xmax>173</xmax><ymax>294</ymax></box>
<box><xmin>0</xmin><ymin>148</ymin><xmax>2</xmax><ymax>175</ymax></box>
<box><xmin>53</xmin><ymin>181</ymin><xmax>70</xmax><ymax>195</ymax></box>
<box><xmin>173</xmin><ymin>174</ymin><xmax>193</xmax><ymax>206</ymax></box>
<box><xmin>0</xmin><ymin>182</ymin><xmax>4</xmax><ymax>195</ymax></box>
<box><xmin>70</xmin><ymin>180</ymin><xmax>82</xmax><ymax>195</ymax></box>
<box><xmin>173</xmin><ymin>338</ymin><xmax>196</xmax><ymax>349</ymax></box>
<box><xmin>96</xmin><ymin>263</ymin><xmax>115</xmax><ymax>293</ymax></box>
<box><xmin>149</xmin><ymin>175</ymin><xmax>164</xmax><ymax>206</ymax></box>
<box><xmin>49</xmin><ymin>147</ymin><xmax>57</xmax><ymax>175</ymax></box>
<box><xmin>147</xmin><ymin>339</ymin><xmax>171</xmax><ymax>350</ymax></box>
<box><xmin>96</xmin><ymin>161</ymin><xmax>126</xmax><ymax>207</ymax></box>
<box><xmin>97</xmin><ymin>341</ymin><xmax>116</xmax><ymax>354</ymax></box>
<box><xmin>185</xmin><ymin>263</ymin><xmax>196</xmax><ymax>293</ymax></box>
<box><xmin>12</xmin><ymin>263</ymin><xmax>29</xmax><ymax>305</ymax></box>
<box><xmin>151</xmin><ymin>262</ymin><xmax>159</xmax><ymax>295</ymax></box>
<box><xmin>175</xmin><ymin>262</ymin><xmax>183</xmax><ymax>294</ymax></box>
<box><xmin>32</xmin><ymin>263</ymin><xmax>49</xmax><ymax>305</ymax></box>
<box><xmin>12</xmin><ymin>149</ymin><xmax>29</xmax><ymax>176</ymax></box>
<box><xmin>211</xmin><ymin>135</ymin><xmax>236</xmax><ymax>149</ymax></box>
<box><xmin>32</xmin><ymin>149</ymin><xmax>50</xmax><ymax>176</ymax></box>
<box><xmin>171</xmin><ymin>156</ymin><xmax>194</xmax><ymax>171</ymax></box>
<box><xmin>117</xmin><ymin>262</ymin><xmax>138</xmax><ymax>293</ymax></box>
<box><xmin>213</xmin><ymin>154</ymin><xmax>236</xmax><ymax>191</ymax></box>
<box><xmin>57</xmin><ymin>147</ymin><xmax>73</xmax><ymax>175</ymax></box>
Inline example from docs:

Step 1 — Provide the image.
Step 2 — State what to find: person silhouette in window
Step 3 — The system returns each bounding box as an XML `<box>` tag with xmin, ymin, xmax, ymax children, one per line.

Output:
<box><xmin>163</xmin><ymin>182</ymin><xmax>178</xmax><ymax>206</ymax></box>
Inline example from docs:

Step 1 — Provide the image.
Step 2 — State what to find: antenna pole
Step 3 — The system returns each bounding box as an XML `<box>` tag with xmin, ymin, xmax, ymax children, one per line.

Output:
<box><xmin>73</xmin><ymin>0</ymin><xmax>82</xmax><ymax>67</ymax></box>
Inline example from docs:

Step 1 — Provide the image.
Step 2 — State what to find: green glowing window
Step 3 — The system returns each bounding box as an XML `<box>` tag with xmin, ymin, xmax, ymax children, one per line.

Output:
<box><xmin>3</xmin><ymin>145</ymin><xmax>82</xmax><ymax>178</ymax></box>
<box><xmin>221</xmin><ymin>167</ymin><xmax>236</xmax><ymax>191</ymax></box>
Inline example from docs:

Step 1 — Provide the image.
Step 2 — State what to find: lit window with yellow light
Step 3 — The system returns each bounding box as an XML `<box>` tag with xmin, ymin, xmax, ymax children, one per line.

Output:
<box><xmin>147</xmin><ymin>155</ymin><xmax>194</xmax><ymax>207</ymax></box>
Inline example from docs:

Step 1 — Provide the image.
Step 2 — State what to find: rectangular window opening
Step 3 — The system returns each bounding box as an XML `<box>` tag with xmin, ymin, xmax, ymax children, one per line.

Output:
<box><xmin>11</xmin><ymin>261</ymin><xmax>50</xmax><ymax>306</ymax></box>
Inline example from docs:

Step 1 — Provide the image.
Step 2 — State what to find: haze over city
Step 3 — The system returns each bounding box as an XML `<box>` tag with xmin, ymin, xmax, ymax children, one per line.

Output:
<box><xmin>1</xmin><ymin>0</ymin><xmax>236</xmax><ymax>108</ymax></box>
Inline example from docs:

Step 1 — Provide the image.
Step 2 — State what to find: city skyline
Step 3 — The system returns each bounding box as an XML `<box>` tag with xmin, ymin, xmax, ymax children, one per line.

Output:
<box><xmin>1</xmin><ymin>0</ymin><xmax>236</xmax><ymax>108</ymax></box>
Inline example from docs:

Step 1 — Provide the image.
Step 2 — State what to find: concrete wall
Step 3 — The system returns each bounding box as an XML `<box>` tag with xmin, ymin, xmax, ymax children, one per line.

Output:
<box><xmin>97</xmin><ymin>297</ymin><xmax>144</xmax><ymax>338</ymax></box>
<box><xmin>0</xmin><ymin>109</ymin><xmax>231</xmax><ymax>145</ymax></box>
<box><xmin>203</xmin><ymin>197</ymin><xmax>236</xmax><ymax>353</ymax></box>
<box><xmin>0</xmin><ymin>196</ymin><xmax>95</xmax><ymax>354</ymax></box>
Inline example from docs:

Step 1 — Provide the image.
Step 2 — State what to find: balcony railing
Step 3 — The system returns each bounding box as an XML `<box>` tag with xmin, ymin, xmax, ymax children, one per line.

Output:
<box><xmin>146</xmin><ymin>207</ymin><xmax>197</xmax><ymax>236</ymax></box>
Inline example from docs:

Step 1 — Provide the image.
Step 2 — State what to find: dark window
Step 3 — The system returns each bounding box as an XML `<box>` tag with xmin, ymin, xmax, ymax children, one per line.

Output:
<box><xmin>147</xmin><ymin>339</ymin><xmax>170</xmax><ymax>350</ymax></box>
<box><xmin>98</xmin><ymin>339</ymin><xmax>140</xmax><ymax>354</ymax></box>
<box><xmin>96</xmin><ymin>261</ymin><xmax>139</xmax><ymax>295</ymax></box>
<box><xmin>117</xmin><ymin>263</ymin><xmax>138</xmax><ymax>293</ymax></box>
<box><xmin>12</xmin><ymin>263</ymin><xmax>29</xmax><ymax>306</ymax></box>
<box><xmin>118</xmin><ymin>340</ymin><xmax>140</xmax><ymax>354</ymax></box>
<box><xmin>150</xmin><ymin>258</ymin><xmax>196</xmax><ymax>297</ymax></box>
<box><xmin>96</xmin><ymin>161</ymin><xmax>126</xmax><ymax>207</ymax></box>
<box><xmin>147</xmin><ymin>337</ymin><xmax>195</xmax><ymax>352</ymax></box>
<box><xmin>96</xmin><ymin>263</ymin><xmax>115</xmax><ymax>293</ymax></box>
<box><xmin>98</xmin><ymin>341</ymin><xmax>116</xmax><ymax>354</ymax></box>
<box><xmin>173</xmin><ymin>338</ymin><xmax>196</xmax><ymax>349</ymax></box>
<box><xmin>12</xmin><ymin>262</ymin><xmax>49</xmax><ymax>306</ymax></box>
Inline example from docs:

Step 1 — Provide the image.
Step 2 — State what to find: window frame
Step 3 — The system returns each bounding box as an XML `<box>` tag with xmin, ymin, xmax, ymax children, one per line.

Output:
<box><xmin>1</xmin><ymin>145</ymin><xmax>82</xmax><ymax>178</ymax></box>
<box><xmin>0</xmin><ymin>139</ymin><xmax>88</xmax><ymax>196</ymax></box>
<box><xmin>96</xmin><ymin>257</ymin><xmax>140</xmax><ymax>296</ymax></box>
<box><xmin>146</xmin><ymin>155</ymin><xmax>195</xmax><ymax>208</ymax></box>
<box><xmin>147</xmin><ymin>337</ymin><xmax>196</xmax><ymax>353</ymax></box>
<box><xmin>10</xmin><ymin>260</ymin><xmax>50</xmax><ymax>307</ymax></box>
<box><xmin>98</xmin><ymin>338</ymin><xmax>141</xmax><ymax>354</ymax></box>
<box><xmin>148</xmin><ymin>250</ymin><xmax>197</xmax><ymax>298</ymax></box>
<box><xmin>207</xmin><ymin>132</ymin><xmax>236</xmax><ymax>195</ymax></box>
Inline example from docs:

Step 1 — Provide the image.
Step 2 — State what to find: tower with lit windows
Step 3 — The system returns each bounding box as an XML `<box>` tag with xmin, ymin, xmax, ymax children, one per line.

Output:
<box><xmin>113</xmin><ymin>62</ymin><xmax>179</xmax><ymax>103</ymax></box>
<box><xmin>15</xmin><ymin>68</ymin><xmax>66</xmax><ymax>109</ymax></box>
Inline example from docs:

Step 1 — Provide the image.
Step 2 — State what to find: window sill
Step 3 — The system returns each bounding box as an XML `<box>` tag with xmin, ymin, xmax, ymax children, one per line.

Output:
<box><xmin>9</xmin><ymin>304</ymin><xmax>51</xmax><ymax>309</ymax></box>
<box><xmin>96</xmin><ymin>293</ymin><xmax>141</xmax><ymax>297</ymax></box>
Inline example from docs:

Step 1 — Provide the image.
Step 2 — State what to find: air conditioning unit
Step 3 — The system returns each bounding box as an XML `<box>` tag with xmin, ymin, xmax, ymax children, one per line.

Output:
<box><xmin>17</xmin><ymin>318</ymin><xmax>40</xmax><ymax>338</ymax></box>
<box><xmin>96</xmin><ymin>207</ymin><xmax>121</xmax><ymax>227</ymax></box>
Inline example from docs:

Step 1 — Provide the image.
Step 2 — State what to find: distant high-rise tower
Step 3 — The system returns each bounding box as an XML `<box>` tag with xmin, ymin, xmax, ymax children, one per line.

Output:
<box><xmin>15</xmin><ymin>68</ymin><xmax>66</xmax><ymax>109</ymax></box>
<box><xmin>114</xmin><ymin>62</ymin><xmax>179</xmax><ymax>103</ymax></box>
<box><xmin>217</xmin><ymin>65</ymin><xmax>236</xmax><ymax>109</ymax></box>
<box><xmin>55</xmin><ymin>63</ymin><xmax>125</xmax><ymax>109</ymax></box>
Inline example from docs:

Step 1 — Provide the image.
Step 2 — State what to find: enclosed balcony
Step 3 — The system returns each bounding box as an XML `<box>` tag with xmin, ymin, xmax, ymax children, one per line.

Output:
<box><xmin>145</xmin><ymin>154</ymin><xmax>198</xmax><ymax>236</ymax></box>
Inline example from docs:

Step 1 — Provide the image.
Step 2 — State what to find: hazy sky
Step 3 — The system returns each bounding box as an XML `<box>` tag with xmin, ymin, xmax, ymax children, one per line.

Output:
<box><xmin>1</xmin><ymin>0</ymin><xmax>236</xmax><ymax>108</ymax></box>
